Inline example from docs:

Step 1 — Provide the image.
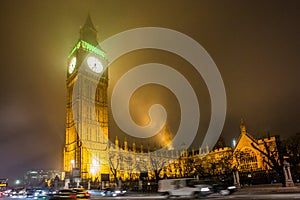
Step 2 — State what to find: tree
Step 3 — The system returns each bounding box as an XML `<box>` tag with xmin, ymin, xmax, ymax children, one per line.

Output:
<box><xmin>123</xmin><ymin>155</ymin><xmax>140</xmax><ymax>183</ymax></box>
<box><xmin>149</xmin><ymin>153</ymin><xmax>166</xmax><ymax>183</ymax></box>
<box><xmin>250</xmin><ymin>136</ymin><xmax>286</xmax><ymax>186</ymax></box>
<box><xmin>184</xmin><ymin>156</ymin><xmax>197</xmax><ymax>177</ymax></box>
<box><xmin>284</xmin><ymin>132</ymin><xmax>300</xmax><ymax>180</ymax></box>
<box><xmin>109</xmin><ymin>151</ymin><xmax>121</xmax><ymax>186</ymax></box>
<box><xmin>218</xmin><ymin>152</ymin><xmax>234</xmax><ymax>175</ymax></box>
<box><xmin>213</xmin><ymin>136</ymin><xmax>227</xmax><ymax>150</ymax></box>
<box><xmin>209</xmin><ymin>161</ymin><xmax>217</xmax><ymax>176</ymax></box>
<box><xmin>194</xmin><ymin>157</ymin><xmax>206</xmax><ymax>178</ymax></box>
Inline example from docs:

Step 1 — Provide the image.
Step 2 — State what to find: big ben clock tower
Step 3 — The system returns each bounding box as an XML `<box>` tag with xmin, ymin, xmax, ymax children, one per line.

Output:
<box><xmin>64</xmin><ymin>15</ymin><xmax>109</xmax><ymax>181</ymax></box>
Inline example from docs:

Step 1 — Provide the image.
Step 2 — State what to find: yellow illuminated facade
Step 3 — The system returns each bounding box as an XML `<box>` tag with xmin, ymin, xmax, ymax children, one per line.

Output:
<box><xmin>110</xmin><ymin>120</ymin><xmax>278</xmax><ymax>181</ymax></box>
<box><xmin>232</xmin><ymin>119</ymin><xmax>278</xmax><ymax>172</ymax></box>
<box><xmin>63</xmin><ymin>15</ymin><xmax>278</xmax><ymax>186</ymax></box>
<box><xmin>64</xmin><ymin>15</ymin><xmax>109</xmax><ymax>181</ymax></box>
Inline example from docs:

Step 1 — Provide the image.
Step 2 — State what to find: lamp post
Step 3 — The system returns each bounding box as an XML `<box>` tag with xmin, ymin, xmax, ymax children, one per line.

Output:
<box><xmin>233</xmin><ymin>166</ymin><xmax>241</xmax><ymax>188</ymax></box>
<box><xmin>68</xmin><ymin>159</ymin><xmax>75</xmax><ymax>188</ymax></box>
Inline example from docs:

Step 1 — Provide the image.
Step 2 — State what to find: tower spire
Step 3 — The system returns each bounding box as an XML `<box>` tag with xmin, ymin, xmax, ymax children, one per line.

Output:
<box><xmin>240</xmin><ymin>117</ymin><xmax>247</xmax><ymax>134</ymax></box>
<box><xmin>80</xmin><ymin>14</ymin><xmax>98</xmax><ymax>46</ymax></box>
<box><xmin>115</xmin><ymin>136</ymin><xmax>119</xmax><ymax>147</ymax></box>
<box><xmin>84</xmin><ymin>13</ymin><xmax>97</xmax><ymax>31</ymax></box>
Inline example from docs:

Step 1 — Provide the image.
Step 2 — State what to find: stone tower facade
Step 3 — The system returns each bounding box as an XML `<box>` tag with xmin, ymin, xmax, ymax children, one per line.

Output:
<box><xmin>63</xmin><ymin>15</ymin><xmax>109</xmax><ymax>181</ymax></box>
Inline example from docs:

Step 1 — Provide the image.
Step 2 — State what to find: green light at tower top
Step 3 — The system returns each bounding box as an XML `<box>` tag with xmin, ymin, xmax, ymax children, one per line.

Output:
<box><xmin>68</xmin><ymin>40</ymin><xmax>106</xmax><ymax>58</ymax></box>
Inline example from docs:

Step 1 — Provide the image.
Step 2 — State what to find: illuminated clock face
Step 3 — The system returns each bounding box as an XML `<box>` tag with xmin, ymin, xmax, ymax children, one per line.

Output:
<box><xmin>68</xmin><ymin>57</ymin><xmax>76</xmax><ymax>74</ymax></box>
<box><xmin>87</xmin><ymin>56</ymin><xmax>103</xmax><ymax>73</ymax></box>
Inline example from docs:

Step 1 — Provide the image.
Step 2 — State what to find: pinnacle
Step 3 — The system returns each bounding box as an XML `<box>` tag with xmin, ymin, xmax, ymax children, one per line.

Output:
<box><xmin>83</xmin><ymin>13</ymin><xmax>97</xmax><ymax>31</ymax></box>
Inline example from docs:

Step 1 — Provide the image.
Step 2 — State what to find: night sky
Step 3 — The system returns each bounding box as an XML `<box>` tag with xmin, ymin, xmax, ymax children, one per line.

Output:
<box><xmin>0</xmin><ymin>0</ymin><xmax>299</xmax><ymax>184</ymax></box>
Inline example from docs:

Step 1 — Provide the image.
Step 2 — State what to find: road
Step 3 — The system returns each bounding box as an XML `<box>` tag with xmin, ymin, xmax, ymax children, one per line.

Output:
<box><xmin>89</xmin><ymin>193</ymin><xmax>300</xmax><ymax>200</ymax></box>
<box><xmin>1</xmin><ymin>192</ymin><xmax>300</xmax><ymax>200</ymax></box>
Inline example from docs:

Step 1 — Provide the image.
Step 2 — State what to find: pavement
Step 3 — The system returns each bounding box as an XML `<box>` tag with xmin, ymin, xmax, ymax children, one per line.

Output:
<box><xmin>125</xmin><ymin>183</ymin><xmax>300</xmax><ymax>196</ymax></box>
<box><xmin>89</xmin><ymin>183</ymin><xmax>300</xmax><ymax>197</ymax></box>
<box><xmin>234</xmin><ymin>183</ymin><xmax>300</xmax><ymax>195</ymax></box>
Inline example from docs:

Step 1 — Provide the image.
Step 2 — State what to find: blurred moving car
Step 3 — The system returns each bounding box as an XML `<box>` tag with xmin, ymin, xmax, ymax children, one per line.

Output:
<box><xmin>50</xmin><ymin>188</ymin><xmax>90</xmax><ymax>200</ymax></box>
<box><xmin>3</xmin><ymin>189</ymin><xmax>11</xmax><ymax>197</ymax></box>
<box><xmin>10</xmin><ymin>188</ymin><xmax>26</xmax><ymax>198</ymax></box>
<box><xmin>48</xmin><ymin>189</ymin><xmax>58</xmax><ymax>195</ymax></box>
<box><xmin>210</xmin><ymin>183</ymin><xmax>237</xmax><ymax>195</ymax></box>
<box><xmin>50</xmin><ymin>189</ymin><xmax>77</xmax><ymax>199</ymax></box>
<box><xmin>25</xmin><ymin>189</ymin><xmax>35</xmax><ymax>198</ymax></box>
<box><xmin>33</xmin><ymin>189</ymin><xmax>49</xmax><ymax>199</ymax></box>
<box><xmin>158</xmin><ymin>178</ymin><xmax>237</xmax><ymax>198</ymax></box>
<box><xmin>73</xmin><ymin>188</ymin><xmax>90</xmax><ymax>199</ymax></box>
<box><xmin>158</xmin><ymin>178</ymin><xmax>213</xmax><ymax>198</ymax></box>
<box><xmin>99</xmin><ymin>187</ymin><xmax>127</xmax><ymax>197</ymax></box>
<box><xmin>194</xmin><ymin>180</ymin><xmax>237</xmax><ymax>196</ymax></box>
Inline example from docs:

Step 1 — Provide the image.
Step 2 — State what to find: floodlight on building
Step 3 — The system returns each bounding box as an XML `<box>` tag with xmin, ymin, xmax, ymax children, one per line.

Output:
<box><xmin>232</xmin><ymin>139</ymin><xmax>236</xmax><ymax>147</ymax></box>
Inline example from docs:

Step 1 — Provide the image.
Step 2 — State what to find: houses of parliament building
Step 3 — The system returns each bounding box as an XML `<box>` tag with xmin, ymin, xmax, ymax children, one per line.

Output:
<box><xmin>63</xmin><ymin>16</ymin><xmax>278</xmax><ymax>187</ymax></box>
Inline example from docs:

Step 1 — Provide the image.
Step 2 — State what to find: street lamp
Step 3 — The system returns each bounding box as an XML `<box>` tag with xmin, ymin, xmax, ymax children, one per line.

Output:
<box><xmin>90</xmin><ymin>158</ymin><xmax>100</xmax><ymax>180</ymax></box>
<box><xmin>71</xmin><ymin>159</ymin><xmax>75</xmax><ymax>170</ymax></box>
<box><xmin>15</xmin><ymin>180</ymin><xmax>21</xmax><ymax>185</ymax></box>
